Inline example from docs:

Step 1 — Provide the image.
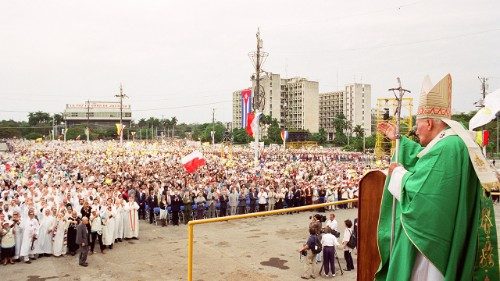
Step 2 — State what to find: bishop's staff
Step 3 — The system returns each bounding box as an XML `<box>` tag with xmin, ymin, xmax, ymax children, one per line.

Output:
<box><xmin>387</xmin><ymin>78</ymin><xmax>411</xmax><ymax>254</ymax></box>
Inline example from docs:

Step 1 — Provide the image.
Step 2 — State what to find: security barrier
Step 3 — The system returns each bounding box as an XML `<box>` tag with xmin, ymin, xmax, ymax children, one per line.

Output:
<box><xmin>187</xmin><ymin>198</ymin><xmax>359</xmax><ymax>281</ymax></box>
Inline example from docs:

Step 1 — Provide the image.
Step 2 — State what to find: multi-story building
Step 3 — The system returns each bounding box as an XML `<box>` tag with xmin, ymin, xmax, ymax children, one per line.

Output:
<box><xmin>319</xmin><ymin>83</ymin><xmax>371</xmax><ymax>140</ymax></box>
<box><xmin>345</xmin><ymin>83</ymin><xmax>371</xmax><ymax>137</ymax></box>
<box><xmin>232</xmin><ymin>75</ymin><xmax>371</xmax><ymax>138</ymax></box>
<box><xmin>232</xmin><ymin>90</ymin><xmax>244</xmax><ymax>130</ymax></box>
<box><xmin>280</xmin><ymin>77</ymin><xmax>319</xmax><ymax>133</ymax></box>
<box><xmin>63</xmin><ymin>101</ymin><xmax>132</xmax><ymax>128</ymax></box>
<box><xmin>319</xmin><ymin>90</ymin><xmax>346</xmax><ymax>141</ymax></box>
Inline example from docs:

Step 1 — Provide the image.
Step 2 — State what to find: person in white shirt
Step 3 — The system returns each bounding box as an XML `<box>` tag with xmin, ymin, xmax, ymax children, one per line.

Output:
<box><xmin>325</xmin><ymin>213</ymin><xmax>338</xmax><ymax>232</ymax></box>
<box><xmin>321</xmin><ymin>226</ymin><xmax>340</xmax><ymax>277</ymax></box>
<box><xmin>341</xmin><ymin>219</ymin><xmax>355</xmax><ymax>271</ymax></box>
<box><xmin>257</xmin><ymin>188</ymin><xmax>268</xmax><ymax>212</ymax></box>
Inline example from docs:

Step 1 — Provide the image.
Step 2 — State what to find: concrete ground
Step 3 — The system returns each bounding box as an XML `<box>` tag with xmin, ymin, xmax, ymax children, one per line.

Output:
<box><xmin>3</xmin><ymin>204</ymin><xmax>500</xmax><ymax>281</ymax></box>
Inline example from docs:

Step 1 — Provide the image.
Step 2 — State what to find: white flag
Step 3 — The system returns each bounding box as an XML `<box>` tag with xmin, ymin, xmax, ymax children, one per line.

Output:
<box><xmin>469</xmin><ymin>89</ymin><xmax>500</xmax><ymax>130</ymax></box>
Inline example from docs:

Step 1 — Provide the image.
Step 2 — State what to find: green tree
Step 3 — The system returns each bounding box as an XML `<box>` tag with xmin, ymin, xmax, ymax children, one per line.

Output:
<box><xmin>28</xmin><ymin>111</ymin><xmax>51</xmax><ymax>126</ymax></box>
<box><xmin>333</xmin><ymin>113</ymin><xmax>347</xmax><ymax>146</ymax></box>
<box><xmin>170</xmin><ymin>116</ymin><xmax>178</xmax><ymax>137</ymax></box>
<box><xmin>200</xmin><ymin>122</ymin><xmax>225</xmax><ymax>143</ymax></box>
<box><xmin>232</xmin><ymin>128</ymin><xmax>251</xmax><ymax>144</ymax></box>
<box><xmin>310</xmin><ymin>128</ymin><xmax>327</xmax><ymax>144</ymax></box>
<box><xmin>263</xmin><ymin>118</ymin><xmax>281</xmax><ymax>144</ymax></box>
<box><xmin>353</xmin><ymin>125</ymin><xmax>364</xmax><ymax>138</ymax></box>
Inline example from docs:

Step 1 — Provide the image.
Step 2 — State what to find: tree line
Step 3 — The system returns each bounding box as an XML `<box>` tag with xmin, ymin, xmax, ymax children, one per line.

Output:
<box><xmin>0</xmin><ymin>110</ymin><xmax>496</xmax><ymax>155</ymax></box>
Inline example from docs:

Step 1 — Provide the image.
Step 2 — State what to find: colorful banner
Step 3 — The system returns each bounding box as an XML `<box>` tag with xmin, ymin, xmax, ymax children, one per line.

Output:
<box><xmin>241</xmin><ymin>89</ymin><xmax>252</xmax><ymax>128</ymax></box>
<box><xmin>115</xmin><ymin>123</ymin><xmax>125</xmax><ymax>136</ymax></box>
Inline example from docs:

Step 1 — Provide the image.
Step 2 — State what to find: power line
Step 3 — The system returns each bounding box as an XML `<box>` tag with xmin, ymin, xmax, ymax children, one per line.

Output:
<box><xmin>133</xmin><ymin>100</ymin><xmax>232</xmax><ymax>112</ymax></box>
<box><xmin>278</xmin><ymin>27</ymin><xmax>500</xmax><ymax>55</ymax></box>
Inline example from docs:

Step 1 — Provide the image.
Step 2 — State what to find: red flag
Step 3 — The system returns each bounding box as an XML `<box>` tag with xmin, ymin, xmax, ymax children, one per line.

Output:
<box><xmin>181</xmin><ymin>151</ymin><xmax>206</xmax><ymax>173</ymax></box>
<box><xmin>246</xmin><ymin>112</ymin><xmax>255</xmax><ymax>137</ymax></box>
<box><xmin>483</xmin><ymin>130</ymin><xmax>489</xmax><ymax>146</ymax></box>
<box><xmin>246</xmin><ymin>111</ymin><xmax>262</xmax><ymax>138</ymax></box>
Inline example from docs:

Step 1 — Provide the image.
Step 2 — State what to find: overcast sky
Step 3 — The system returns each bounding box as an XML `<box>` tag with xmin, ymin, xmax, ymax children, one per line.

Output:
<box><xmin>1</xmin><ymin>0</ymin><xmax>499</xmax><ymax>124</ymax></box>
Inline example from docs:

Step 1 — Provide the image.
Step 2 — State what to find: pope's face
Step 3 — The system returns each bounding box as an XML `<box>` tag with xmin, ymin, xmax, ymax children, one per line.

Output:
<box><xmin>415</xmin><ymin>119</ymin><xmax>432</xmax><ymax>146</ymax></box>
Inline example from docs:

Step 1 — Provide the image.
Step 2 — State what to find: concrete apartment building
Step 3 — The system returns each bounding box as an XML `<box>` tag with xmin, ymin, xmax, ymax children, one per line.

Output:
<box><xmin>232</xmin><ymin>74</ymin><xmax>371</xmax><ymax>139</ymax></box>
<box><xmin>231</xmin><ymin>90</ymin><xmax>244</xmax><ymax>130</ymax></box>
<box><xmin>319</xmin><ymin>90</ymin><xmax>346</xmax><ymax>141</ymax></box>
<box><xmin>319</xmin><ymin>83</ymin><xmax>372</xmax><ymax>141</ymax></box>
<box><xmin>280</xmin><ymin>77</ymin><xmax>319</xmax><ymax>133</ymax></box>
<box><xmin>232</xmin><ymin>74</ymin><xmax>319</xmax><ymax>133</ymax></box>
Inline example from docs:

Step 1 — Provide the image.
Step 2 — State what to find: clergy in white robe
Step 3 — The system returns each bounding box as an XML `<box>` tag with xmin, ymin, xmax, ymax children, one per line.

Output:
<box><xmin>35</xmin><ymin>209</ymin><xmax>55</xmax><ymax>255</ymax></box>
<box><xmin>102</xmin><ymin>205</ymin><xmax>116</xmax><ymax>247</ymax></box>
<box><xmin>52</xmin><ymin>213</ymin><xmax>67</xmax><ymax>257</ymax></box>
<box><xmin>19</xmin><ymin>208</ymin><xmax>39</xmax><ymax>262</ymax></box>
<box><xmin>123</xmin><ymin>197</ymin><xmax>139</xmax><ymax>239</ymax></box>
<box><xmin>12</xmin><ymin>211</ymin><xmax>23</xmax><ymax>260</ymax></box>
<box><xmin>114</xmin><ymin>200</ymin><xmax>124</xmax><ymax>242</ymax></box>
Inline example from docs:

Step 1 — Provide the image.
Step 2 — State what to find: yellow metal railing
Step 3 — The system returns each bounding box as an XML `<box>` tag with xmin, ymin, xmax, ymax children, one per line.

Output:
<box><xmin>187</xmin><ymin>198</ymin><xmax>359</xmax><ymax>281</ymax></box>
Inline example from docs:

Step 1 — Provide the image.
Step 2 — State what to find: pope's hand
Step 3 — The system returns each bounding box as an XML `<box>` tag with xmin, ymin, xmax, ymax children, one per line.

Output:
<box><xmin>377</xmin><ymin>122</ymin><xmax>397</xmax><ymax>140</ymax></box>
<box><xmin>388</xmin><ymin>163</ymin><xmax>400</xmax><ymax>176</ymax></box>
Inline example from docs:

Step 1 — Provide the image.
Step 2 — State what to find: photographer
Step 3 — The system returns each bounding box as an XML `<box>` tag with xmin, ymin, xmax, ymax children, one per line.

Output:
<box><xmin>342</xmin><ymin>219</ymin><xmax>355</xmax><ymax>271</ymax></box>
<box><xmin>309</xmin><ymin>214</ymin><xmax>324</xmax><ymax>264</ymax></box>
<box><xmin>298</xmin><ymin>227</ymin><xmax>319</xmax><ymax>280</ymax></box>
<box><xmin>321</xmin><ymin>226</ymin><xmax>340</xmax><ymax>277</ymax></box>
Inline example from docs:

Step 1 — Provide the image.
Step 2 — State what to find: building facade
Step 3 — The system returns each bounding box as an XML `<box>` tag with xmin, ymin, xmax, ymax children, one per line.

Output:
<box><xmin>280</xmin><ymin>77</ymin><xmax>319</xmax><ymax>133</ymax></box>
<box><xmin>319</xmin><ymin>90</ymin><xmax>346</xmax><ymax>141</ymax></box>
<box><xmin>63</xmin><ymin>101</ymin><xmax>132</xmax><ymax>128</ymax></box>
<box><xmin>232</xmin><ymin>75</ymin><xmax>371</xmax><ymax>138</ymax></box>
<box><xmin>319</xmin><ymin>83</ymin><xmax>372</xmax><ymax>141</ymax></box>
<box><xmin>232</xmin><ymin>90</ymin><xmax>244</xmax><ymax>130</ymax></box>
<box><xmin>232</xmin><ymin>73</ymin><xmax>314</xmax><ymax>131</ymax></box>
<box><xmin>345</xmin><ymin>83</ymin><xmax>372</xmax><ymax>137</ymax></box>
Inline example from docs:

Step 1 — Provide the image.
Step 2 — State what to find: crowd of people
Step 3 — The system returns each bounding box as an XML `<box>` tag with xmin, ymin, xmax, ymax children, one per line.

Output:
<box><xmin>0</xmin><ymin>139</ymin><xmax>380</xmax><ymax>267</ymax></box>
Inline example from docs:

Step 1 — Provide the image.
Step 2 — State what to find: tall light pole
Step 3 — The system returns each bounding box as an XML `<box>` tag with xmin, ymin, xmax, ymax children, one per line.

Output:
<box><xmin>248</xmin><ymin>28</ymin><xmax>268</xmax><ymax>164</ymax></box>
<box><xmin>115</xmin><ymin>83</ymin><xmax>128</xmax><ymax>145</ymax></box>
<box><xmin>211</xmin><ymin>108</ymin><xmax>215</xmax><ymax>145</ymax></box>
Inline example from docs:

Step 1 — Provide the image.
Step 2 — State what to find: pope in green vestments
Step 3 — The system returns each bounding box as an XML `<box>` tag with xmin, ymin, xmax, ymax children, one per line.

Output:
<box><xmin>375</xmin><ymin>74</ymin><xmax>499</xmax><ymax>281</ymax></box>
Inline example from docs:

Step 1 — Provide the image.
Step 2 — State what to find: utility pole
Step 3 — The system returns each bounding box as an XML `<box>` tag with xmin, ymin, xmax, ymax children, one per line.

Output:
<box><xmin>52</xmin><ymin>115</ymin><xmax>55</xmax><ymax>141</ymax></box>
<box><xmin>114</xmin><ymin>83</ymin><xmax>128</xmax><ymax>145</ymax></box>
<box><xmin>211</xmin><ymin>108</ymin><xmax>215</xmax><ymax>145</ymax></box>
<box><xmin>86</xmin><ymin>100</ymin><xmax>90</xmax><ymax>142</ymax></box>
<box><xmin>248</xmin><ymin>28</ymin><xmax>268</xmax><ymax>165</ymax></box>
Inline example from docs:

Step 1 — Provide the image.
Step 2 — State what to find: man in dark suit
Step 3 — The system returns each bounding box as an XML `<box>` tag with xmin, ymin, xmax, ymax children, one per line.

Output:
<box><xmin>170</xmin><ymin>192</ymin><xmax>182</xmax><ymax>226</ymax></box>
<box><xmin>138</xmin><ymin>187</ymin><xmax>147</xmax><ymax>220</ymax></box>
<box><xmin>249</xmin><ymin>187</ymin><xmax>257</xmax><ymax>213</ymax></box>
<box><xmin>76</xmin><ymin>217</ymin><xmax>89</xmax><ymax>267</ymax></box>
<box><xmin>147</xmin><ymin>190</ymin><xmax>158</xmax><ymax>224</ymax></box>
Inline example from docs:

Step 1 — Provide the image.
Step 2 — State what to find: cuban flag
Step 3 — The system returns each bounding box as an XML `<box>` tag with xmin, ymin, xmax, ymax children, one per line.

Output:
<box><xmin>280</xmin><ymin>130</ymin><xmax>289</xmax><ymax>142</ymax></box>
<box><xmin>241</xmin><ymin>89</ymin><xmax>252</xmax><ymax>128</ymax></box>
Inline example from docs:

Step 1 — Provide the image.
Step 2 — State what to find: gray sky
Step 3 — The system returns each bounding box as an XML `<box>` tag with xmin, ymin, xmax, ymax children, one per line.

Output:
<box><xmin>1</xmin><ymin>0</ymin><xmax>499</xmax><ymax>124</ymax></box>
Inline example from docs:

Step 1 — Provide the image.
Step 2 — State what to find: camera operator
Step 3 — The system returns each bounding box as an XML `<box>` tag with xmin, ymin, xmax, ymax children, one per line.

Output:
<box><xmin>309</xmin><ymin>214</ymin><xmax>323</xmax><ymax>264</ymax></box>
<box><xmin>321</xmin><ymin>226</ymin><xmax>340</xmax><ymax>277</ymax></box>
<box><xmin>298</xmin><ymin>227</ymin><xmax>319</xmax><ymax>280</ymax></box>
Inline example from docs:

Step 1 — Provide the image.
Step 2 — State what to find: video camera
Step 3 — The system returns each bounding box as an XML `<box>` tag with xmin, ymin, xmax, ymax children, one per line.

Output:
<box><xmin>310</xmin><ymin>214</ymin><xmax>327</xmax><ymax>223</ymax></box>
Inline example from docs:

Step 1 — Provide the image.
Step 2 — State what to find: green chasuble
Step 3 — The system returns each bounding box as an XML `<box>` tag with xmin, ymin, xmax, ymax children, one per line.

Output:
<box><xmin>375</xmin><ymin>135</ymin><xmax>499</xmax><ymax>281</ymax></box>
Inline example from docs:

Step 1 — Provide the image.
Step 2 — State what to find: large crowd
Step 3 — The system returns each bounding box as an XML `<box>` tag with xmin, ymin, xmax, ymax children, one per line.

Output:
<box><xmin>0</xmin><ymin>139</ymin><xmax>381</xmax><ymax>266</ymax></box>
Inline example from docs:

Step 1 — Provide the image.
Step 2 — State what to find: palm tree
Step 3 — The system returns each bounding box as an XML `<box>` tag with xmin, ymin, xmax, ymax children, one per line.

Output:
<box><xmin>353</xmin><ymin>125</ymin><xmax>364</xmax><ymax>138</ymax></box>
<box><xmin>163</xmin><ymin>119</ymin><xmax>172</xmax><ymax>138</ymax></box>
<box><xmin>170</xmin><ymin>116</ymin><xmax>178</xmax><ymax>138</ymax></box>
